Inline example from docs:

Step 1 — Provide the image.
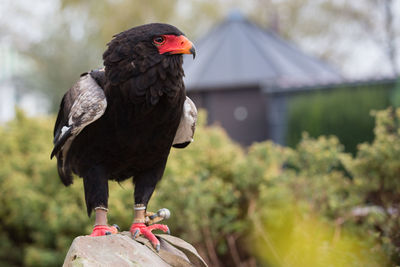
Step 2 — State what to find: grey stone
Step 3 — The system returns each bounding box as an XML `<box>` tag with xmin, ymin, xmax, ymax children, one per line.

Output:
<box><xmin>63</xmin><ymin>232</ymin><xmax>207</xmax><ymax>267</ymax></box>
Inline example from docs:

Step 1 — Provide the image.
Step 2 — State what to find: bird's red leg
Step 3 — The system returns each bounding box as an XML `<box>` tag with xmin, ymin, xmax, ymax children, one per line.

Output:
<box><xmin>89</xmin><ymin>207</ymin><xmax>119</xmax><ymax>236</ymax></box>
<box><xmin>130</xmin><ymin>204</ymin><xmax>169</xmax><ymax>251</ymax></box>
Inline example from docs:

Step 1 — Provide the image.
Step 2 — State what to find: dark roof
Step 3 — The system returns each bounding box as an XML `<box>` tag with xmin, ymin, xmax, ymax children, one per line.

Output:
<box><xmin>183</xmin><ymin>12</ymin><xmax>344</xmax><ymax>91</ymax></box>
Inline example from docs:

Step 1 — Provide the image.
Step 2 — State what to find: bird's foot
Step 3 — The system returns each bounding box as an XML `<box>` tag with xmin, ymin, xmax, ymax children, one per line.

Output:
<box><xmin>130</xmin><ymin>223</ymin><xmax>170</xmax><ymax>251</ymax></box>
<box><xmin>89</xmin><ymin>224</ymin><xmax>119</xmax><ymax>237</ymax></box>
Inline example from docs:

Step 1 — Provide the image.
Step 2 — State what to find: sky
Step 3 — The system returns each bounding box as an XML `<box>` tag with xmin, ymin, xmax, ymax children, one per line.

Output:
<box><xmin>287</xmin><ymin>0</ymin><xmax>400</xmax><ymax>79</ymax></box>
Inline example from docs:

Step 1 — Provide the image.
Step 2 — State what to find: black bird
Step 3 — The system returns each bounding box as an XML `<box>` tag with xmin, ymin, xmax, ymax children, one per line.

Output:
<box><xmin>51</xmin><ymin>23</ymin><xmax>197</xmax><ymax>250</ymax></box>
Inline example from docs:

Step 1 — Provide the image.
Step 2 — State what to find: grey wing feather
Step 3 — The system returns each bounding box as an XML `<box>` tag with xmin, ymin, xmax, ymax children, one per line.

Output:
<box><xmin>51</xmin><ymin>72</ymin><xmax>107</xmax><ymax>159</ymax></box>
<box><xmin>173</xmin><ymin>96</ymin><xmax>197</xmax><ymax>148</ymax></box>
<box><xmin>68</xmin><ymin>78</ymin><xmax>107</xmax><ymax>134</ymax></box>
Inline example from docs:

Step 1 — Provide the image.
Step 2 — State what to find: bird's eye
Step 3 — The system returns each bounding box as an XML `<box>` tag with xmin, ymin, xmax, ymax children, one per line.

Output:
<box><xmin>153</xmin><ymin>36</ymin><xmax>166</xmax><ymax>46</ymax></box>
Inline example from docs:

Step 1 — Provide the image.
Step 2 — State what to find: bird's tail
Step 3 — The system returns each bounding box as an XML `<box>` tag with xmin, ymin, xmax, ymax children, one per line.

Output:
<box><xmin>56</xmin><ymin>154</ymin><xmax>73</xmax><ymax>186</ymax></box>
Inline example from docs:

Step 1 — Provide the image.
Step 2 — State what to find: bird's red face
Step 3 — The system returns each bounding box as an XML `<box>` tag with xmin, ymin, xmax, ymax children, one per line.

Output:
<box><xmin>153</xmin><ymin>35</ymin><xmax>196</xmax><ymax>58</ymax></box>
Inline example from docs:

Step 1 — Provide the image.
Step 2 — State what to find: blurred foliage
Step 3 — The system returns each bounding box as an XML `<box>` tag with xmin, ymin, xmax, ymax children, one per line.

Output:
<box><xmin>0</xmin><ymin>110</ymin><xmax>135</xmax><ymax>266</ymax></box>
<box><xmin>286</xmin><ymin>83</ymin><xmax>393</xmax><ymax>154</ymax></box>
<box><xmin>391</xmin><ymin>78</ymin><xmax>400</xmax><ymax>107</ymax></box>
<box><xmin>254</xmin><ymin>209</ymin><xmax>388</xmax><ymax>267</ymax></box>
<box><xmin>1</xmin><ymin>108</ymin><xmax>400</xmax><ymax>266</ymax></box>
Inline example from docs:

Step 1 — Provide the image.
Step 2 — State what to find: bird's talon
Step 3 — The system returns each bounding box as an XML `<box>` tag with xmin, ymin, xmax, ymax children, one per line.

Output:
<box><xmin>133</xmin><ymin>229</ymin><xmax>140</xmax><ymax>239</ymax></box>
<box><xmin>130</xmin><ymin>222</ymin><xmax>168</xmax><ymax>251</ymax></box>
<box><xmin>89</xmin><ymin>225</ymin><xmax>119</xmax><ymax>236</ymax></box>
<box><xmin>113</xmin><ymin>224</ymin><xmax>120</xmax><ymax>231</ymax></box>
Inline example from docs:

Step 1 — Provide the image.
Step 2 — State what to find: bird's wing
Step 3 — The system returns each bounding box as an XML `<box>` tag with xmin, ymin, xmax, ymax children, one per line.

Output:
<box><xmin>173</xmin><ymin>96</ymin><xmax>197</xmax><ymax>148</ymax></box>
<box><xmin>51</xmin><ymin>71</ymin><xmax>107</xmax><ymax>159</ymax></box>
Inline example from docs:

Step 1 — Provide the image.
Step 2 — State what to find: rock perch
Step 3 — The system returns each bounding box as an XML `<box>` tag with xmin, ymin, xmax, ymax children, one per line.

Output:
<box><xmin>63</xmin><ymin>232</ymin><xmax>207</xmax><ymax>267</ymax></box>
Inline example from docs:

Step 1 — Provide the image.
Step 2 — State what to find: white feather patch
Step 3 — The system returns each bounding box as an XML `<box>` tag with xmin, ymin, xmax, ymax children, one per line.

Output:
<box><xmin>60</xmin><ymin>126</ymin><xmax>71</xmax><ymax>138</ymax></box>
<box><xmin>173</xmin><ymin>97</ymin><xmax>197</xmax><ymax>145</ymax></box>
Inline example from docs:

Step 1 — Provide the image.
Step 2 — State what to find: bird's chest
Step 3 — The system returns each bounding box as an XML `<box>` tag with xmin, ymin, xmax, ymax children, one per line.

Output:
<box><xmin>104</xmin><ymin>94</ymin><xmax>184</xmax><ymax>164</ymax></box>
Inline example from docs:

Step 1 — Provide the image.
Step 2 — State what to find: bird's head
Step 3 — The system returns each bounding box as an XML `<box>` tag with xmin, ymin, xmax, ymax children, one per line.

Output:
<box><xmin>142</xmin><ymin>23</ymin><xmax>196</xmax><ymax>59</ymax></box>
<box><xmin>122</xmin><ymin>23</ymin><xmax>195</xmax><ymax>58</ymax></box>
<box><xmin>152</xmin><ymin>34</ymin><xmax>196</xmax><ymax>59</ymax></box>
<box><xmin>103</xmin><ymin>23</ymin><xmax>195</xmax><ymax>85</ymax></box>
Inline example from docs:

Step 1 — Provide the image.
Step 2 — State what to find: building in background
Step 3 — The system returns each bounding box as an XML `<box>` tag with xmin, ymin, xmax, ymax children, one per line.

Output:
<box><xmin>0</xmin><ymin>43</ymin><xmax>49</xmax><ymax>122</ymax></box>
<box><xmin>183</xmin><ymin>12</ymin><xmax>396</xmax><ymax>147</ymax></box>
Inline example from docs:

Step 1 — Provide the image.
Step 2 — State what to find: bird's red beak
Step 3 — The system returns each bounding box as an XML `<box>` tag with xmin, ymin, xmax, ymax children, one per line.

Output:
<box><xmin>157</xmin><ymin>35</ymin><xmax>196</xmax><ymax>59</ymax></box>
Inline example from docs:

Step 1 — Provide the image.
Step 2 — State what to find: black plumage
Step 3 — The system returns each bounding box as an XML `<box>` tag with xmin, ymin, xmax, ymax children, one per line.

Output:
<box><xmin>51</xmin><ymin>23</ymin><xmax>196</xmax><ymax>222</ymax></box>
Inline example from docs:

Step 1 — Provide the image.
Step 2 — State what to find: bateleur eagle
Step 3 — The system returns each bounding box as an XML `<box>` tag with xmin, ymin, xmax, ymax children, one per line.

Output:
<box><xmin>51</xmin><ymin>23</ymin><xmax>197</xmax><ymax>250</ymax></box>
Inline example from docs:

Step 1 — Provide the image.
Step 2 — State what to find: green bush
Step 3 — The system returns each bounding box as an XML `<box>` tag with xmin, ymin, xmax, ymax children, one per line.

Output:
<box><xmin>0</xmin><ymin>108</ymin><xmax>399</xmax><ymax>266</ymax></box>
<box><xmin>341</xmin><ymin>108</ymin><xmax>400</xmax><ymax>263</ymax></box>
<box><xmin>0</xmin><ymin>111</ymin><xmax>136</xmax><ymax>266</ymax></box>
<box><xmin>286</xmin><ymin>84</ymin><xmax>393</xmax><ymax>153</ymax></box>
